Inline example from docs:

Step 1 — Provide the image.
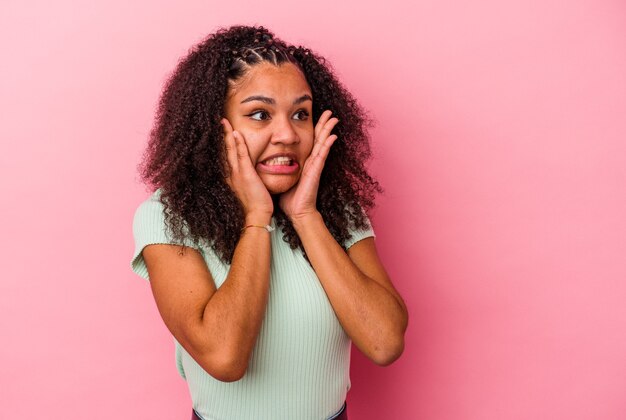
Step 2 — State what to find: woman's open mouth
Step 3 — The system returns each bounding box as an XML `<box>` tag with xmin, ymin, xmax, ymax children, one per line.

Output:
<box><xmin>257</xmin><ymin>154</ymin><xmax>299</xmax><ymax>174</ymax></box>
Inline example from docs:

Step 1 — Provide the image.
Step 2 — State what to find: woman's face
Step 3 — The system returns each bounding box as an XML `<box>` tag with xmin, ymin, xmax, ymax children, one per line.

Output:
<box><xmin>224</xmin><ymin>62</ymin><xmax>315</xmax><ymax>195</ymax></box>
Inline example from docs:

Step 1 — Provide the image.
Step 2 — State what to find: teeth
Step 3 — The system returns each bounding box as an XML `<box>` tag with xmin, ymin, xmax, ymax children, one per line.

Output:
<box><xmin>263</xmin><ymin>157</ymin><xmax>293</xmax><ymax>166</ymax></box>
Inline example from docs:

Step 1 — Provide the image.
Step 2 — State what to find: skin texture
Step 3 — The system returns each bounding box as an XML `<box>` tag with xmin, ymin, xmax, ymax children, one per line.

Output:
<box><xmin>143</xmin><ymin>60</ymin><xmax>408</xmax><ymax>382</ymax></box>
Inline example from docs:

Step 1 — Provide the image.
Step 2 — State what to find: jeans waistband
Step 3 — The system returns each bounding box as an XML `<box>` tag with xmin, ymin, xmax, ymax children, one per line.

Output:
<box><xmin>191</xmin><ymin>401</ymin><xmax>348</xmax><ymax>420</ymax></box>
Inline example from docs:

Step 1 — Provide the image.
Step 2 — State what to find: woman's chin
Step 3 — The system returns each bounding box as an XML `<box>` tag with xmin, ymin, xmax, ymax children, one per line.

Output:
<box><xmin>260</xmin><ymin>174</ymin><xmax>299</xmax><ymax>195</ymax></box>
<box><xmin>265</xmin><ymin>183</ymin><xmax>294</xmax><ymax>195</ymax></box>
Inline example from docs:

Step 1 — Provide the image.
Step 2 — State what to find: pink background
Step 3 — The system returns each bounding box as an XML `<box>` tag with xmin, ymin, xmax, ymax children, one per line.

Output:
<box><xmin>2</xmin><ymin>0</ymin><xmax>625</xmax><ymax>419</ymax></box>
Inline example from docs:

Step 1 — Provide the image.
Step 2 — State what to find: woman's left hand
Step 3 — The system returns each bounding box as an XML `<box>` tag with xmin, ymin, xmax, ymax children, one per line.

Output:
<box><xmin>279</xmin><ymin>110</ymin><xmax>339</xmax><ymax>222</ymax></box>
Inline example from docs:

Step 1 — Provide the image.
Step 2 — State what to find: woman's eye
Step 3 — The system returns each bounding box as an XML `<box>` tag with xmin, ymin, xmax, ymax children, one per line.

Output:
<box><xmin>248</xmin><ymin>110</ymin><xmax>270</xmax><ymax>121</ymax></box>
<box><xmin>293</xmin><ymin>110</ymin><xmax>309</xmax><ymax>120</ymax></box>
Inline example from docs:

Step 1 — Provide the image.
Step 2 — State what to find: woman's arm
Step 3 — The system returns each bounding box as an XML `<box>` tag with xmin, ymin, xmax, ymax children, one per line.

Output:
<box><xmin>144</xmin><ymin>119</ymin><xmax>274</xmax><ymax>382</ymax></box>
<box><xmin>144</xmin><ymin>223</ymin><xmax>270</xmax><ymax>382</ymax></box>
<box><xmin>292</xmin><ymin>213</ymin><xmax>408</xmax><ymax>365</ymax></box>
<box><xmin>280</xmin><ymin>110</ymin><xmax>407</xmax><ymax>365</ymax></box>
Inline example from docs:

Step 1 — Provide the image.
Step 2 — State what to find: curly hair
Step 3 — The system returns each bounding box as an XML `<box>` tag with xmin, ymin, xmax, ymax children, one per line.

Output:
<box><xmin>138</xmin><ymin>25</ymin><xmax>381</xmax><ymax>263</ymax></box>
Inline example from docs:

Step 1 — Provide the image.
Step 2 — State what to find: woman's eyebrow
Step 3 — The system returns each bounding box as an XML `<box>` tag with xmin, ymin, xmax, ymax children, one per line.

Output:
<box><xmin>241</xmin><ymin>95</ymin><xmax>274</xmax><ymax>104</ymax></box>
<box><xmin>240</xmin><ymin>94</ymin><xmax>312</xmax><ymax>105</ymax></box>
<box><xmin>293</xmin><ymin>94</ymin><xmax>312</xmax><ymax>105</ymax></box>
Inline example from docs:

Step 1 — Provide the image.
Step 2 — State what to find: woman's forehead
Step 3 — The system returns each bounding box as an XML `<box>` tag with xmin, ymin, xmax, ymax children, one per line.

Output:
<box><xmin>228</xmin><ymin>62</ymin><xmax>311</xmax><ymax>101</ymax></box>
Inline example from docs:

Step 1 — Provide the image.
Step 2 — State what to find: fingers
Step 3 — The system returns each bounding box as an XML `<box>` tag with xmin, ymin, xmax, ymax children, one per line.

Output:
<box><xmin>221</xmin><ymin>118</ymin><xmax>238</xmax><ymax>174</ymax></box>
<box><xmin>314</xmin><ymin>110</ymin><xmax>333</xmax><ymax>139</ymax></box>
<box><xmin>300</xmin><ymin>133</ymin><xmax>338</xmax><ymax>184</ymax></box>
<box><xmin>232</xmin><ymin>130</ymin><xmax>252</xmax><ymax>162</ymax></box>
<box><xmin>311</xmin><ymin>111</ymin><xmax>339</xmax><ymax>159</ymax></box>
<box><xmin>221</xmin><ymin>118</ymin><xmax>257</xmax><ymax>187</ymax></box>
<box><xmin>222</xmin><ymin>118</ymin><xmax>253</xmax><ymax>162</ymax></box>
<box><xmin>314</xmin><ymin>110</ymin><xmax>339</xmax><ymax>141</ymax></box>
<box><xmin>311</xmin><ymin>134</ymin><xmax>338</xmax><ymax>168</ymax></box>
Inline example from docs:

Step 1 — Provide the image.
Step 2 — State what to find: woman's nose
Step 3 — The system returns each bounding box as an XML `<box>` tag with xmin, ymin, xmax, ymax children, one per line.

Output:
<box><xmin>270</xmin><ymin>117</ymin><xmax>300</xmax><ymax>145</ymax></box>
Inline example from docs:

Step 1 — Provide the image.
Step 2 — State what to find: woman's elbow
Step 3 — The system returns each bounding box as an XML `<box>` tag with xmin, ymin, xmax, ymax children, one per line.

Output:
<box><xmin>371</xmin><ymin>313</ymin><xmax>408</xmax><ymax>366</ymax></box>
<box><xmin>198</xmin><ymin>350</ymin><xmax>250</xmax><ymax>382</ymax></box>
<box><xmin>370</xmin><ymin>337</ymin><xmax>405</xmax><ymax>366</ymax></box>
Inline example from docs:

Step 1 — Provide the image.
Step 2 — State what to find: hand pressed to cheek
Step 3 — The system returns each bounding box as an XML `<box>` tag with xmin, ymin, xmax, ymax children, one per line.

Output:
<box><xmin>220</xmin><ymin>118</ymin><xmax>274</xmax><ymax>218</ymax></box>
<box><xmin>278</xmin><ymin>109</ymin><xmax>339</xmax><ymax>220</ymax></box>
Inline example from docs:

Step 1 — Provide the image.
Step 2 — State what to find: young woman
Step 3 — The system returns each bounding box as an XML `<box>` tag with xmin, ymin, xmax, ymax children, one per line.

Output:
<box><xmin>131</xmin><ymin>25</ymin><xmax>408</xmax><ymax>420</ymax></box>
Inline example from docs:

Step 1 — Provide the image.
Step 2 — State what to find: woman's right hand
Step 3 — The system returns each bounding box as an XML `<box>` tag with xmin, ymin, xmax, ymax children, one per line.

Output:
<box><xmin>221</xmin><ymin>118</ymin><xmax>273</xmax><ymax>223</ymax></box>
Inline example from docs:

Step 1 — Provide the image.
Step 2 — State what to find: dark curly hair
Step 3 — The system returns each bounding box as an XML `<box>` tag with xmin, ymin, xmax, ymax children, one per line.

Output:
<box><xmin>138</xmin><ymin>25</ymin><xmax>381</xmax><ymax>263</ymax></box>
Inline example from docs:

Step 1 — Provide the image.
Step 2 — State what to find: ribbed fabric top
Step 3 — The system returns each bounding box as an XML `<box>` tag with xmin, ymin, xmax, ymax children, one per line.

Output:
<box><xmin>130</xmin><ymin>189</ymin><xmax>375</xmax><ymax>420</ymax></box>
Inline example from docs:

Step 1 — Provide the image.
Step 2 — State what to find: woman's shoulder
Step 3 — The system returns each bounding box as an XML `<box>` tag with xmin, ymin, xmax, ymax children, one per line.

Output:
<box><xmin>133</xmin><ymin>188</ymin><xmax>163</xmax><ymax>218</ymax></box>
<box><xmin>342</xmin><ymin>203</ymin><xmax>376</xmax><ymax>249</ymax></box>
<box><xmin>131</xmin><ymin>189</ymin><xmax>221</xmax><ymax>281</ymax></box>
<box><xmin>134</xmin><ymin>188</ymin><xmax>217</xmax><ymax>250</ymax></box>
